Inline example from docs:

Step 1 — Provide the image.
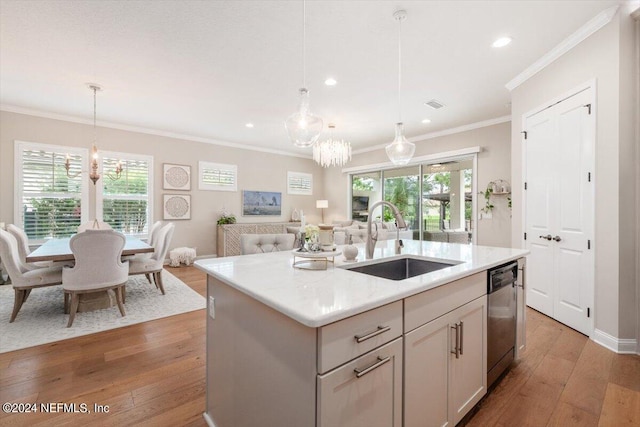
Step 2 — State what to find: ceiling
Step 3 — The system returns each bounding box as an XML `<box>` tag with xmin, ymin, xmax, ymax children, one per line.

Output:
<box><xmin>0</xmin><ymin>0</ymin><xmax>622</xmax><ymax>157</ymax></box>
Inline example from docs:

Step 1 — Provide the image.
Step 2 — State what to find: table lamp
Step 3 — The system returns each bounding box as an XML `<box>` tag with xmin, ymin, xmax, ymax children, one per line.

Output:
<box><xmin>316</xmin><ymin>200</ymin><xmax>328</xmax><ymax>224</ymax></box>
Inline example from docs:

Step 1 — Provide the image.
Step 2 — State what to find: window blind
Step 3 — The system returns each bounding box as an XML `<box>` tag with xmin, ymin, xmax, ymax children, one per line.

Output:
<box><xmin>18</xmin><ymin>146</ymin><xmax>86</xmax><ymax>239</ymax></box>
<box><xmin>199</xmin><ymin>161</ymin><xmax>237</xmax><ymax>191</ymax></box>
<box><xmin>102</xmin><ymin>156</ymin><xmax>151</xmax><ymax>235</ymax></box>
<box><xmin>287</xmin><ymin>171</ymin><xmax>313</xmax><ymax>195</ymax></box>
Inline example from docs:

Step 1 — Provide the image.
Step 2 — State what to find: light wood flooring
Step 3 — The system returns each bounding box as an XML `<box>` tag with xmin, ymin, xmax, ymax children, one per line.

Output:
<box><xmin>1</xmin><ymin>266</ymin><xmax>638</xmax><ymax>426</ymax></box>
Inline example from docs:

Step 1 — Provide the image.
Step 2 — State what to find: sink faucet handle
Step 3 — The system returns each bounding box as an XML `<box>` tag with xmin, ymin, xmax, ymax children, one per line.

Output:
<box><xmin>371</xmin><ymin>222</ymin><xmax>379</xmax><ymax>240</ymax></box>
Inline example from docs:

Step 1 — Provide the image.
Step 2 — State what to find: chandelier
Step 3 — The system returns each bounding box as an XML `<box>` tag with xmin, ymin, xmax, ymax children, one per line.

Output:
<box><xmin>65</xmin><ymin>84</ymin><xmax>123</xmax><ymax>185</ymax></box>
<box><xmin>313</xmin><ymin>124</ymin><xmax>351</xmax><ymax>167</ymax></box>
<box><xmin>284</xmin><ymin>0</ymin><xmax>323</xmax><ymax>147</ymax></box>
<box><xmin>385</xmin><ymin>10</ymin><xmax>415</xmax><ymax>165</ymax></box>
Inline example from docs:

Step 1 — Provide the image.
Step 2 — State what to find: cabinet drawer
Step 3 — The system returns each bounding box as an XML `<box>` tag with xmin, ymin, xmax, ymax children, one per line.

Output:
<box><xmin>317</xmin><ymin>301</ymin><xmax>402</xmax><ymax>374</ymax></box>
<box><xmin>405</xmin><ymin>272</ymin><xmax>485</xmax><ymax>332</ymax></box>
<box><xmin>317</xmin><ymin>337</ymin><xmax>403</xmax><ymax>427</ymax></box>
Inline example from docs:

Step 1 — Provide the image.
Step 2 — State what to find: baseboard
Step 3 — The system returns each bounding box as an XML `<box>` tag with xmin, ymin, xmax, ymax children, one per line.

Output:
<box><xmin>203</xmin><ymin>412</ymin><xmax>216</xmax><ymax>427</ymax></box>
<box><xmin>592</xmin><ymin>328</ymin><xmax>639</xmax><ymax>354</ymax></box>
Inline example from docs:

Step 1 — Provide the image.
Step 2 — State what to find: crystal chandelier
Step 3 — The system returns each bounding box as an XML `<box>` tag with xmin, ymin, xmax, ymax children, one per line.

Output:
<box><xmin>285</xmin><ymin>0</ymin><xmax>323</xmax><ymax>147</ymax></box>
<box><xmin>65</xmin><ymin>84</ymin><xmax>123</xmax><ymax>185</ymax></box>
<box><xmin>313</xmin><ymin>124</ymin><xmax>351</xmax><ymax>167</ymax></box>
<box><xmin>385</xmin><ymin>10</ymin><xmax>415</xmax><ymax>165</ymax></box>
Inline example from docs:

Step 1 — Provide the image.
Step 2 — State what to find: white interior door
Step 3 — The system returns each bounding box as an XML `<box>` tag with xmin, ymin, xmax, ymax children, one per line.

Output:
<box><xmin>524</xmin><ymin>87</ymin><xmax>594</xmax><ymax>336</ymax></box>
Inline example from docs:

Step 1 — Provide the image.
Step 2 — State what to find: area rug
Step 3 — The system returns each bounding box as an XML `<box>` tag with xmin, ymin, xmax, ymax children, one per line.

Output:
<box><xmin>0</xmin><ymin>270</ymin><xmax>205</xmax><ymax>353</ymax></box>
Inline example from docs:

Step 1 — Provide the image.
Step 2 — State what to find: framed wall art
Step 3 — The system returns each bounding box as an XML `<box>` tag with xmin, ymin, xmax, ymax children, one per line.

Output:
<box><xmin>164</xmin><ymin>194</ymin><xmax>191</xmax><ymax>220</ymax></box>
<box><xmin>163</xmin><ymin>163</ymin><xmax>191</xmax><ymax>190</ymax></box>
<box><xmin>242</xmin><ymin>190</ymin><xmax>282</xmax><ymax>216</ymax></box>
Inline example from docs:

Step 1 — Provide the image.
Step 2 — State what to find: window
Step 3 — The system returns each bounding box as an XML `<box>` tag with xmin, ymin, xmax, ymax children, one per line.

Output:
<box><xmin>348</xmin><ymin>152</ymin><xmax>477</xmax><ymax>244</ymax></box>
<box><xmin>199</xmin><ymin>161</ymin><xmax>237</xmax><ymax>191</ymax></box>
<box><xmin>287</xmin><ymin>171</ymin><xmax>313</xmax><ymax>195</ymax></box>
<box><xmin>97</xmin><ymin>152</ymin><xmax>153</xmax><ymax>236</ymax></box>
<box><xmin>14</xmin><ymin>141</ymin><xmax>88</xmax><ymax>241</ymax></box>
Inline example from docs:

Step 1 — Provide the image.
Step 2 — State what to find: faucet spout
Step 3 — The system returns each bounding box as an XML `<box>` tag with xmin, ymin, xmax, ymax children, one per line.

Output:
<box><xmin>365</xmin><ymin>201</ymin><xmax>407</xmax><ymax>259</ymax></box>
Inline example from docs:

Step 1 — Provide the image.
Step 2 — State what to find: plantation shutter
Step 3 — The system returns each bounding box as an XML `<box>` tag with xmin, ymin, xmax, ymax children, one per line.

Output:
<box><xmin>17</xmin><ymin>144</ymin><xmax>87</xmax><ymax>240</ymax></box>
<box><xmin>287</xmin><ymin>171</ymin><xmax>313</xmax><ymax>195</ymax></box>
<box><xmin>199</xmin><ymin>161</ymin><xmax>237</xmax><ymax>191</ymax></box>
<box><xmin>101</xmin><ymin>155</ymin><xmax>152</xmax><ymax>235</ymax></box>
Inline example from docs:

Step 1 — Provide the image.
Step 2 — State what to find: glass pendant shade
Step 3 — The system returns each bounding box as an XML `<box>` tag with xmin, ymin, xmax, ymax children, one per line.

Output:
<box><xmin>285</xmin><ymin>88</ymin><xmax>323</xmax><ymax>147</ymax></box>
<box><xmin>385</xmin><ymin>122</ymin><xmax>415</xmax><ymax>165</ymax></box>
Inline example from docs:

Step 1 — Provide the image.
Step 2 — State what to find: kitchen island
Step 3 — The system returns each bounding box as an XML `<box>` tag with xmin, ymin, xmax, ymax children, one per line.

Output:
<box><xmin>195</xmin><ymin>240</ymin><xmax>528</xmax><ymax>427</ymax></box>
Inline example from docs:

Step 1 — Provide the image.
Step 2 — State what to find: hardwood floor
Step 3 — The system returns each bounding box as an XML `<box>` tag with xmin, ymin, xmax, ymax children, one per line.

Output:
<box><xmin>1</xmin><ymin>266</ymin><xmax>638</xmax><ymax>426</ymax></box>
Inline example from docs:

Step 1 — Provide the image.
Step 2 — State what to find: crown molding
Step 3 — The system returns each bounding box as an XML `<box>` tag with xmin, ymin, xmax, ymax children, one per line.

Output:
<box><xmin>505</xmin><ymin>4</ymin><xmax>620</xmax><ymax>91</ymax></box>
<box><xmin>352</xmin><ymin>115</ymin><xmax>511</xmax><ymax>155</ymax></box>
<box><xmin>0</xmin><ymin>104</ymin><xmax>313</xmax><ymax>160</ymax></box>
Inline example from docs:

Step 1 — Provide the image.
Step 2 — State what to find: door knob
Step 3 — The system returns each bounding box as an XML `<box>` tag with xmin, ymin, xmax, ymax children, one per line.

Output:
<box><xmin>553</xmin><ymin>235</ymin><xmax>562</xmax><ymax>242</ymax></box>
<box><xmin>539</xmin><ymin>234</ymin><xmax>552</xmax><ymax>241</ymax></box>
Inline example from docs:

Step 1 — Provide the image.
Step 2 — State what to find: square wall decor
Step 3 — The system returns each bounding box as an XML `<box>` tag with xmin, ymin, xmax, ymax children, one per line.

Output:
<box><xmin>163</xmin><ymin>163</ymin><xmax>191</xmax><ymax>190</ymax></box>
<box><xmin>164</xmin><ymin>194</ymin><xmax>191</xmax><ymax>220</ymax></box>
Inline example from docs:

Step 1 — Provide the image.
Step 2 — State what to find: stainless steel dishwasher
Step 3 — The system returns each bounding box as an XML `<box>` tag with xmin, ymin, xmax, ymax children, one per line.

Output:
<box><xmin>487</xmin><ymin>261</ymin><xmax>518</xmax><ymax>387</ymax></box>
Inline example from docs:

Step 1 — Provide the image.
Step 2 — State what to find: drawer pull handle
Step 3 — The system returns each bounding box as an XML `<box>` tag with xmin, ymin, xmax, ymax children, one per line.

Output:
<box><xmin>451</xmin><ymin>324</ymin><xmax>460</xmax><ymax>359</ymax></box>
<box><xmin>354</xmin><ymin>325</ymin><xmax>391</xmax><ymax>343</ymax></box>
<box><xmin>354</xmin><ymin>356</ymin><xmax>391</xmax><ymax>378</ymax></box>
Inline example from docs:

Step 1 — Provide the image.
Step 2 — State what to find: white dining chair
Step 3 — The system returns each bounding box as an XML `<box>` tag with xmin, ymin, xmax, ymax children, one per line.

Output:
<box><xmin>0</xmin><ymin>229</ymin><xmax>63</xmax><ymax>322</ymax></box>
<box><xmin>131</xmin><ymin>220</ymin><xmax>163</xmax><ymax>284</ymax></box>
<box><xmin>6</xmin><ymin>224</ymin><xmax>50</xmax><ymax>270</ymax></box>
<box><xmin>128</xmin><ymin>223</ymin><xmax>175</xmax><ymax>295</ymax></box>
<box><xmin>62</xmin><ymin>229</ymin><xmax>129</xmax><ymax>327</ymax></box>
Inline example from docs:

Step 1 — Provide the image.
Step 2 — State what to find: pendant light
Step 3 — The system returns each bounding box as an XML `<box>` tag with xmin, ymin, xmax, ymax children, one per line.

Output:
<box><xmin>313</xmin><ymin>124</ymin><xmax>352</xmax><ymax>167</ymax></box>
<box><xmin>65</xmin><ymin>84</ymin><xmax>123</xmax><ymax>185</ymax></box>
<box><xmin>285</xmin><ymin>0</ymin><xmax>323</xmax><ymax>147</ymax></box>
<box><xmin>385</xmin><ymin>10</ymin><xmax>415</xmax><ymax>165</ymax></box>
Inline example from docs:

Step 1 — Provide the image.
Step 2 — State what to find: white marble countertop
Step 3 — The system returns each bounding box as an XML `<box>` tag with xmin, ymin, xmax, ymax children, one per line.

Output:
<box><xmin>195</xmin><ymin>240</ymin><xmax>528</xmax><ymax>327</ymax></box>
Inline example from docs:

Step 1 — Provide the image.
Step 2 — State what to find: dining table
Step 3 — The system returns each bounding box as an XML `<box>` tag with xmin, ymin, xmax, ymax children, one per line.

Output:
<box><xmin>26</xmin><ymin>236</ymin><xmax>155</xmax><ymax>313</ymax></box>
<box><xmin>26</xmin><ymin>237</ymin><xmax>154</xmax><ymax>263</ymax></box>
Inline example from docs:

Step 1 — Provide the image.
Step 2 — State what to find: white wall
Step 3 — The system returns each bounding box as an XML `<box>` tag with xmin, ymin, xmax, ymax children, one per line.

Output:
<box><xmin>0</xmin><ymin>111</ymin><xmax>326</xmax><ymax>256</ymax></box>
<box><xmin>323</xmin><ymin>121</ymin><xmax>512</xmax><ymax>248</ymax></box>
<box><xmin>510</xmin><ymin>6</ymin><xmax>638</xmax><ymax>345</ymax></box>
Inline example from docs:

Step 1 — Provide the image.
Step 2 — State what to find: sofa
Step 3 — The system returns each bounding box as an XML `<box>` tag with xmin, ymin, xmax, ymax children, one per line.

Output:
<box><xmin>331</xmin><ymin>220</ymin><xmax>413</xmax><ymax>245</ymax></box>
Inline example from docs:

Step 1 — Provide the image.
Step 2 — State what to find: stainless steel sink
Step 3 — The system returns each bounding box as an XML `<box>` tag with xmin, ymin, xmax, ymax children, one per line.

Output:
<box><xmin>343</xmin><ymin>257</ymin><xmax>459</xmax><ymax>281</ymax></box>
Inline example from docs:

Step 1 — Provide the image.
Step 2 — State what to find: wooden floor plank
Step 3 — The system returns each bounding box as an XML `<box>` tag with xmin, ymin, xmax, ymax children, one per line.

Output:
<box><xmin>598</xmin><ymin>383</ymin><xmax>640</xmax><ymax>427</ymax></box>
<box><xmin>1</xmin><ymin>266</ymin><xmax>638</xmax><ymax>427</ymax></box>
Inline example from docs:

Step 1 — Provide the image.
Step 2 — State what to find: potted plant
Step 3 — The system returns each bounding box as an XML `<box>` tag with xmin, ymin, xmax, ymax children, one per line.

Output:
<box><xmin>217</xmin><ymin>212</ymin><xmax>236</xmax><ymax>225</ymax></box>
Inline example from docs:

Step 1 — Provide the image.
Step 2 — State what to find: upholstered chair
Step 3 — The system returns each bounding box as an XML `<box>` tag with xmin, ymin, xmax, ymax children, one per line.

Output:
<box><xmin>126</xmin><ymin>220</ymin><xmax>162</xmax><ymax>283</ymax></box>
<box><xmin>62</xmin><ymin>229</ymin><xmax>129</xmax><ymax>327</ymax></box>
<box><xmin>128</xmin><ymin>223</ymin><xmax>175</xmax><ymax>295</ymax></box>
<box><xmin>240</xmin><ymin>234</ymin><xmax>295</xmax><ymax>255</ymax></box>
<box><xmin>6</xmin><ymin>224</ymin><xmax>50</xmax><ymax>270</ymax></box>
<box><xmin>147</xmin><ymin>221</ymin><xmax>163</xmax><ymax>247</ymax></box>
<box><xmin>0</xmin><ymin>229</ymin><xmax>63</xmax><ymax>322</ymax></box>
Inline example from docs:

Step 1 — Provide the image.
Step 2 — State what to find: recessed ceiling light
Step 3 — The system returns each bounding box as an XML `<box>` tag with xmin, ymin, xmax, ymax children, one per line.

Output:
<box><xmin>421</xmin><ymin>119</ymin><xmax>432</xmax><ymax>124</ymax></box>
<box><xmin>245</xmin><ymin>123</ymin><xmax>254</xmax><ymax>128</ymax></box>
<box><xmin>324</xmin><ymin>78</ymin><xmax>337</xmax><ymax>86</ymax></box>
<box><xmin>492</xmin><ymin>37</ymin><xmax>512</xmax><ymax>48</ymax></box>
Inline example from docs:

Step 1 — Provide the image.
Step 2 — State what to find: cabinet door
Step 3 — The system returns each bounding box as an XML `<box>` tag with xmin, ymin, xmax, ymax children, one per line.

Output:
<box><xmin>317</xmin><ymin>338</ymin><xmax>402</xmax><ymax>427</ymax></box>
<box><xmin>450</xmin><ymin>296</ymin><xmax>487</xmax><ymax>425</ymax></box>
<box><xmin>405</xmin><ymin>311</ymin><xmax>453</xmax><ymax>427</ymax></box>
<box><xmin>516</xmin><ymin>258</ymin><xmax>527</xmax><ymax>358</ymax></box>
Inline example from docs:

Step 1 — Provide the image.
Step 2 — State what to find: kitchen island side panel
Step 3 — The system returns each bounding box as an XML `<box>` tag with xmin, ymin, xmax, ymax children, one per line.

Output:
<box><xmin>206</xmin><ymin>276</ymin><xmax>317</xmax><ymax>427</ymax></box>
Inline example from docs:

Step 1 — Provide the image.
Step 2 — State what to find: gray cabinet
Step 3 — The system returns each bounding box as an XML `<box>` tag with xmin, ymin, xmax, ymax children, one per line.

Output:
<box><xmin>317</xmin><ymin>338</ymin><xmax>403</xmax><ymax>427</ymax></box>
<box><xmin>404</xmin><ymin>272</ymin><xmax>487</xmax><ymax>427</ymax></box>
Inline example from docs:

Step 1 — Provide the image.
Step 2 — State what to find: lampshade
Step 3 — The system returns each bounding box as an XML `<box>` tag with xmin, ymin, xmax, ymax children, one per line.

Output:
<box><xmin>316</xmin><ymin>200</ymin><xmax>328</xmax><ymax>209</ymax></box>
<box><xmin>385</xmin><ymin>122</ymin><xmax>415</xmax><ymax>166</ymax></box>
<box><xmin>285</xmin><ymin>88</ymin><xmax>323</xmax><ymax>147</ymax></box>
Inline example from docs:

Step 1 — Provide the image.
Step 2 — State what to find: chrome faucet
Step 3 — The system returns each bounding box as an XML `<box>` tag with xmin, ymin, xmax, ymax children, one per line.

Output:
<box><xmin>366</xmin><ymin>201</ymin><xmax>408</xmax><ymax>259</ymax></box>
